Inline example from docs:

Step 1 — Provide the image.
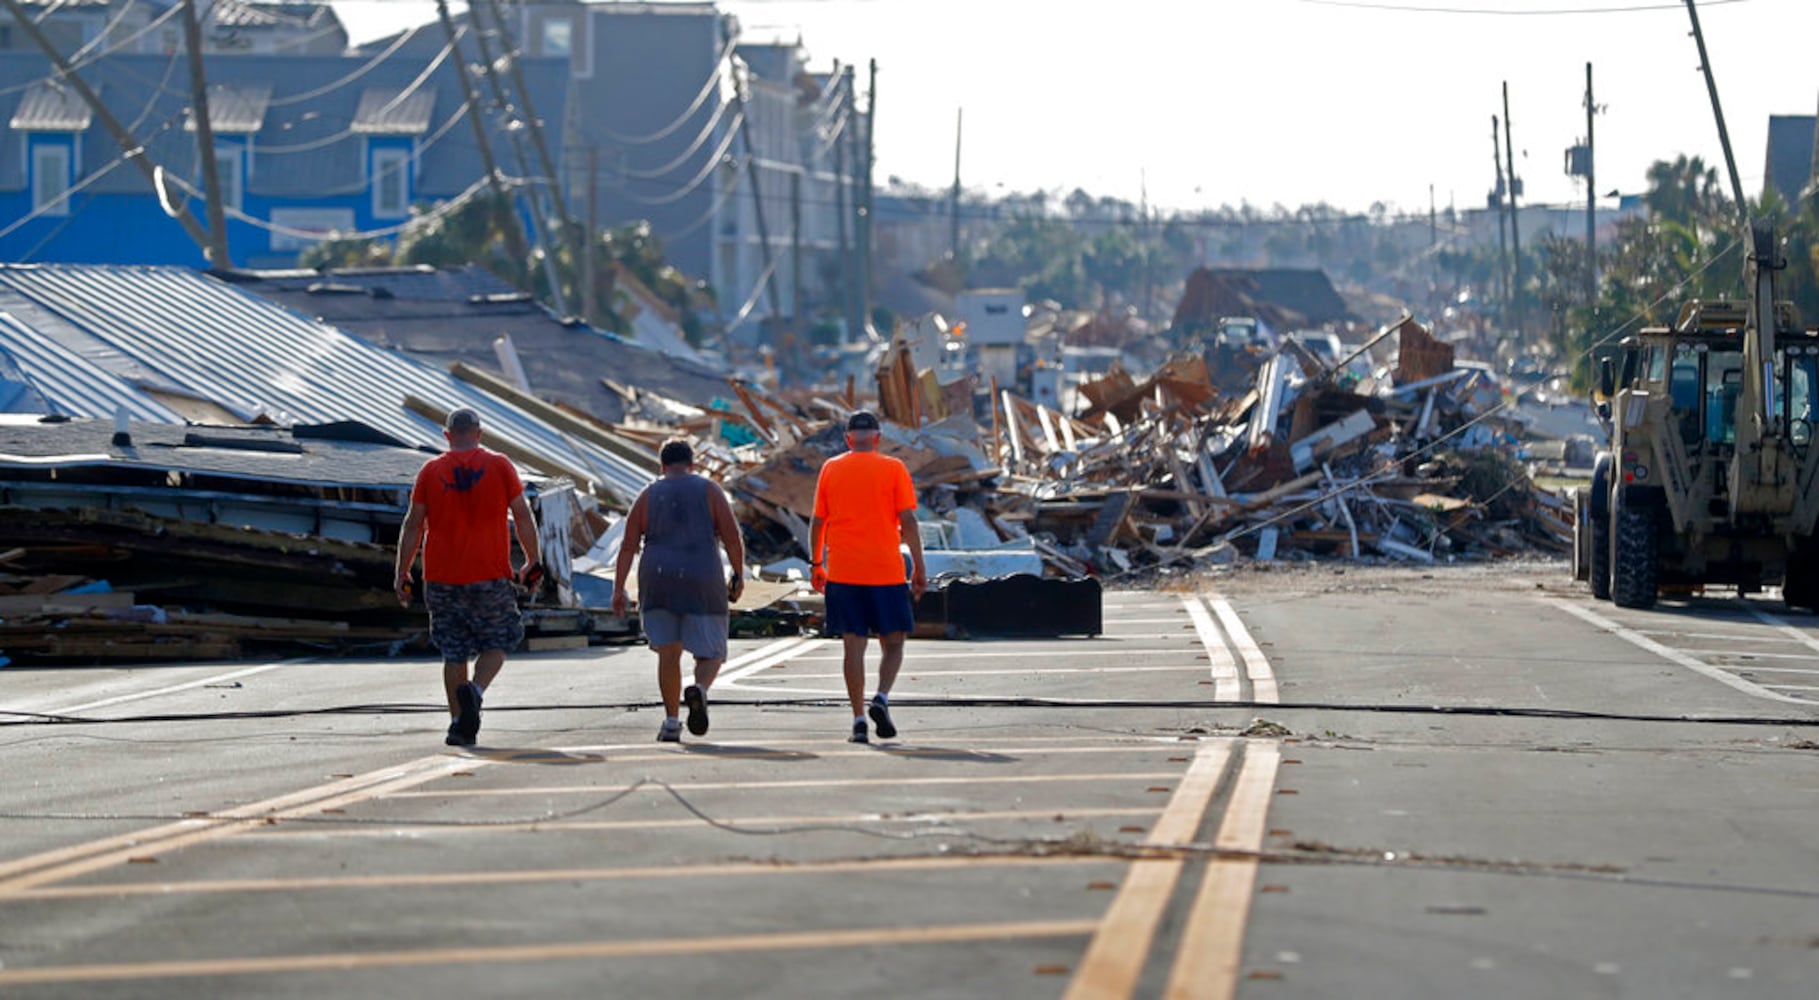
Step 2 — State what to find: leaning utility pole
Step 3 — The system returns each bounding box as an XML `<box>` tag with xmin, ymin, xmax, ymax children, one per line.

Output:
<box><xmin>483</xmin><ymin>0</ymin><xmax>572</xmax><ymax>230</ymax></box>
<box><xmin>833</xmin><ymin>71</ymin><xmax>856</xmax><ymax>342</ymax></box>
<box><xmin>1492</xmin><ymin>114</ymin><xmax>1510</xmax><ymax>322</ymax></box>
<box><xmin>179</xmin><ymin>0</ymin><xmax>232</xmax><ymax>266</ymax></box>
<box><xmin>949</xmin><ymin>107</ymin><xmax>962</xmax><ymax>260</ymax></box>
<box><xmin>0</xmin><ymin>0</ymin><xmax>216</xmax><ymax>259</ymax></box>
<box><xmin>1683</xmin><ymin>0</ymin><xmax>1750</xmax><ymax>230</ymax></box>
<box><xmin>468</xmin><ymin>3</ymin><xmax>568</xmax><ymax>316</ymax></box>
<box><xmin>1503</xmin><ymin>82</ymin><xmax>1524</xmax><ymax>338</ymax></box>
<box><xmin>434</xmin><ymin>0</ymin><xmax>530</xmax><ymax>265</ymax></box>
<box><xmin>1585</xmin><ymin>61</ymin><xmax>1597</xmax><ymax>305</ymax></box>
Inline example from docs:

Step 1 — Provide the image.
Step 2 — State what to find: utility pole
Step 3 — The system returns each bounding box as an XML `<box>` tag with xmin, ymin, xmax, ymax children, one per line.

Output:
<box><xmin>0</xmin><ymin>0</ymin><xmax>216</xmax><ymax>259</ymax></box>
<box><xmin>724</xmin><ymin>23</ymin><xmax>783</xmax><ymax>324</ymax></box>
<box><xmin>1503</xmin><ymin>82</ymin><xmax>1523</xmax><ymax>338</ymax></box>
<box><xmin>790</xmin><ymin>170</ymin><xmax>803</xmax><ymax>325</ymax></box>
<box><xmin>1584</xmin><ymin>61</ymin><xmax>1598</xmax><ymax>307</ymax></box>
<box><xmin>1492</xmin><ymin>114</ymin><xmax>1510</xmax><ymax>324</ymax></box>
<box><xmin>467</xmin><ymin>2</ymin><xmax>568</xmax><ymax>316</ymax></box>
<box><xmin>583</xmin><ymin>146</ymin><xmax>599</xmax><ymax>327</ymax></box>
<box><xmin>860</xmin><ymin>58</ymin><xmax>877</xmax><ymax>336</ymax></box>
<box><xmin>1683</xmin><ymin>0</ymin><xmax>1749</xmax><ymax>230</ymax></box>
<box><xmin>434</xmin><ymin>0</ymin><xmax>529</xmax><ymax>266</ymax></box>
<box><xmin>482</xmin><ymin>0</ymin><xmax>572</xmax><ymax>231</ymax></box>
<box><xmin>179</xmin><ymin>0</ymin><xmax>231</xmax><ymax>267</ymax></box>
<box><xmin>834</xmin><ymin>69</ymin><xmax>857</xmax><ymax>342</ymax></box>
<box><xmin>949</xmin><ymin>107</ymin><xmax>962</xmax><ymax>260</ymax></box>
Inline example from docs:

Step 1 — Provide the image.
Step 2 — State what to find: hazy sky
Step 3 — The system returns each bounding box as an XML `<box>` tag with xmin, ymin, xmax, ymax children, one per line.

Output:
<box><xmin>334</xmin><ymin>0</ymin><xmax>1819</xmax><ymax>216</ymax></box>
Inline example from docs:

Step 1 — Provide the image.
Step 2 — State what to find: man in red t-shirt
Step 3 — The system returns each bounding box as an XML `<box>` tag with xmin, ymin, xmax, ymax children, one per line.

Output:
<box><xmin>808</xmin><ymin>410</ymin><xmax>927</xmax><ymax>743</ymax></box>
<box><xmin>395</xmin><ymin>407</ymin><xmax>541</xmax><ymax>747</ymax></box>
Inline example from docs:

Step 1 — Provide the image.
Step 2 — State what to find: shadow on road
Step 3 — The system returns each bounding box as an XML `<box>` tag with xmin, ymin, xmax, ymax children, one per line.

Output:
<box><xmin>681</xmin><ymin>744</ymin><xmax>819</xmax><ymax>761</ymax></box>
<box><xmin>872</xmin><ymin>745</ymin><xmax>1018</xmax><ymax>763</ymax></box>
<box><xmin>468</xmin><ymin>747</ymin><xmax>607</xmax><ymax>765</ymax></box>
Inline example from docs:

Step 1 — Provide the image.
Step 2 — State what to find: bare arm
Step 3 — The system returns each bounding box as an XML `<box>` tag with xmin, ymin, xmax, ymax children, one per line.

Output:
<box><xmin>394</xmin><ymin>504</ymin><xmax>427</xmax><ymax>605</ymax></box>
<box><xmin>509</xmin><ymin>493</ymin><xmax>541</xmax><ymax>571</ymax></box>
<box><xmin>898</xmin><ymin>508</ymin><xmax>927</xmax><ymax>599</ymax></box>
<box><xmin>611</xmin><ymin>492</ymin><xmax>648</xmax><ymax>617</ymax></box>
<box><xmin>707</xmin><ymin>482</ymin><xmax>745</xmax><ymax>601</ymax></box>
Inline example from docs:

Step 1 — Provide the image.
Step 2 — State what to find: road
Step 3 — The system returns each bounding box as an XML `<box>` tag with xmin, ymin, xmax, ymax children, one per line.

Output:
<box><xmin>1</xmin><ymin>561</ymin><xmax>1816</xmax><ymax>998</ymax></box>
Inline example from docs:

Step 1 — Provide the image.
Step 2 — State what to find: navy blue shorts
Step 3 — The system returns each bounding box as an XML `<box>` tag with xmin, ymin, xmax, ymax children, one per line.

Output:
<box><xmin>824</xmin><ymin>582</ymin><xmax>914</xmax><ymax>638</ymax></box>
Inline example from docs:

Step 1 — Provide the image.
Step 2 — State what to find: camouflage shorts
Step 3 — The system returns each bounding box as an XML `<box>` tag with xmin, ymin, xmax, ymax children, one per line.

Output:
<box><xmin>425</xmin><ymin>578</ymin><xmax>524</xmax><ymax>661</ymax></box>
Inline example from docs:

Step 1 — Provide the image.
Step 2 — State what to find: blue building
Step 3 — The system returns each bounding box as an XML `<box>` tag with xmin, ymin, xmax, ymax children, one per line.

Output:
<box><xmin>0</xmin><ymin>48</ymin><xmax>568</xmax><ymax>268</ymax></box>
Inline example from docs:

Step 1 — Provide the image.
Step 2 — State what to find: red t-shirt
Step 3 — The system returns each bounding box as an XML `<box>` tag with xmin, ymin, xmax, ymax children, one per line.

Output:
<box><xmin>812</xmin><ymin>451</ymin><xmax>916</xmax><ymax>585</ymax></box>
<box><xmin>410</xmin><ymin>447</ymin><xmax>525</xmax><ymax>585</ymax></box>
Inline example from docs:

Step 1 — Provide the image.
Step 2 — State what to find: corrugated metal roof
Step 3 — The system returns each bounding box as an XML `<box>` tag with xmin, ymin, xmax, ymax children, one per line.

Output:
<box><xmin>0</xmin><ymin>311</ymin><xmax>186</xmax><ymax>422</ymax></box>
<box><xmin>0</xmin><ymin>266</ymin><xmax>652</xmax><ymax>502</ymax></box>
<box><xmin>185</xmin><ymin>84</ymin><xmax>273</xmax><ymax>135</ymax></box>
<box><xmin>352</xmin><ymin>87</ymin><xmax>436</xmax><ymax>135</ymax></box>
<box><xmin>10</xmin><ymin>81</ymin><xmax>92</xmax><ymax>133</ymax></box>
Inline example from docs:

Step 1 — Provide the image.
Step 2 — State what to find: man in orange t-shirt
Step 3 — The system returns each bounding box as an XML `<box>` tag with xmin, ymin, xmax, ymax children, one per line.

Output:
<box><xmin>395</xmin><ymin>407</ymin><xmax>542</xmax><ymax>747</ymax></box>
<box><xmin>808</xmin><ymin>410</ymin><xmax>927</xmax><ymax>743</ymax></box>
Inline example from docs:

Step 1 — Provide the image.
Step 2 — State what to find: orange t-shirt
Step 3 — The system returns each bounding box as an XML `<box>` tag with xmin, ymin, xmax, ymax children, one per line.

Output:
<box><xmin>812</xmin><ymin>450</ymin><xmax>916</xmax><ymax>585</ymax></box>
<box><xmin>410</xmin><ymin>447</ymin><xmax>525</xmax><ymax>585</ymax></box>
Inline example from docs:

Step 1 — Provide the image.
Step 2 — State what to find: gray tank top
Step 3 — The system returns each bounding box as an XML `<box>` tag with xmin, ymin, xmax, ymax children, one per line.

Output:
<box><xmin>636</xmin><ymin>474</ymin><xmax>728</xmax><ymax>616</ymax></box>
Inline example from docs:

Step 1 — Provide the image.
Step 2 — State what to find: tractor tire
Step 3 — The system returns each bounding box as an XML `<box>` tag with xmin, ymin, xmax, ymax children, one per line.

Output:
<box><xmin>1588</xmin><ymin>505</ymin><xmax>1612</xmax><ymax>600</ymax></box>
<box><xmin>1611</xmin><ymin>502</ymin><xmax>1659</xmax><ymax>610</ymax></box>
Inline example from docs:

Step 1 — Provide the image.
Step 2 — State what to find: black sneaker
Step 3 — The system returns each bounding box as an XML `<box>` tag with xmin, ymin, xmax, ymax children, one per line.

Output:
<box><xmin>657</xmin><ymin>719</ymin><xmax>682</xmax><ymax>743</ymax></box>
<box><xmin>683</xmin><ymin>684</ymin><xmax>710</xmax><ymax>736</ymax></box>
<box><xmin>445</xmin><ymin>720</ymin><xmax>473</xmax><ymax>747</ymax></box>
<box><xmin>849</xmin><ymin>719</ymin><xmax>869</xmax><ymax>744</ymax></box>
<box><xmin>867</xmin><ymin>696</ymin><xmax>897</xmax><ymax>740</ymax></box>
<box><xmin>454</xmin><ymin>682</ymin><xmax>483</xmax><ymax>745</ymax></box>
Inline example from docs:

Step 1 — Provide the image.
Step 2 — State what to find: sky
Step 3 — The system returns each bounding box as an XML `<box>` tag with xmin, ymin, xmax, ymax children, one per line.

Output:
<box><xmin>332</xmin><ymin>0</ymin><xmax>1819</xmax><ymax>217</ymax></box>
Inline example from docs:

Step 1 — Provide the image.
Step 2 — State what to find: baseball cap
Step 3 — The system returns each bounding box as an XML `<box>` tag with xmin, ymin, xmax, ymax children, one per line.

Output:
<box><xmin>846</xmin><ymin>410</ymin><xmax>881</xmax><ymax>432</ymax></box>
<box><xmin>445</xmin><ymin>407</ymin><xmax>482</xmax><ymax>432</ymax></box>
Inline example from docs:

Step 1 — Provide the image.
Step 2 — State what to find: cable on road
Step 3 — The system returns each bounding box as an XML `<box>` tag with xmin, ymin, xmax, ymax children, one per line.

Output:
<box><xmin>2</xmin><ymin>697</ymin><xmax>1815</xmax><ymax>729</ymax></box>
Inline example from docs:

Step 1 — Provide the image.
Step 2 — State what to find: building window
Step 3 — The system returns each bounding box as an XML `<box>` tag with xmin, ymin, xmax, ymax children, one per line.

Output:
<box><xmin>213</xmin><ymin>147</ymin><xmax>243</xmax><ymax>211</ymax></box>
<box><xmin>541</xmin><ymin>18</ymin><xmax>573</xmax><ymax>56</ymax></box>
<box><xmin>31</xmin><ymin>144</ymin><xmax>71</xmax><ymax>216</ymax></box>
<box><xmin>372</xmin><ymin>146</ymin><xmax>411</xmax><ymax>218</ymax></box>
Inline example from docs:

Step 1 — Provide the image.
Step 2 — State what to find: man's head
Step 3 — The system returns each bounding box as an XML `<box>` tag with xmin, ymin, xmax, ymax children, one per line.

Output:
<box><xmin>658</xmin><ymin>438</ymin><xmax>694</xmax><ymax>471</ymax></box>
<box><xmin>444</xmin><ymin>407</ymin><xmax>482</xmax><ymax>450</ymax></box>
<box><xmin>845</xmin><ymin>410</ymin><xmax>881</xmax><ymax>452</ymax></box>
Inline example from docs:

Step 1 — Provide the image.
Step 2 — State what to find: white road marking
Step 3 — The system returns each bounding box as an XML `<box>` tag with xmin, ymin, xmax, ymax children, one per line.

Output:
<box><xmin>1541</xmin><ymin>599</ymin><xmax>1817</xmax><ymax>705</ymax></box>
<box><xmin>1182</xmin><ymin>596</ymin><xmax>1241</xmax><ymax>701</ymax></box>
<box><xmin>37</xmin><ymin>658</ymin><xmax>311</xmax><ymax>716</ymax></box>
<box><xmin>1637</xmin><ymin>629</ymin><xmax>1802</xmax><ymax>645</ymax></box>
<box><xmin>785</xmin><ymin>648</ymin><xmax>1191</xmax><ymax>662</ymax></box>
<box><xmin>1741</xmin><ymin>606</ymin><xmax>1819</xmax><ymax>657</ymax></box>
<box><xmin>714</xmin><ymin>637</ymin><xmax>822</xmax><ymax>688</ymax></box>
<box><xmin>767</xmin><ymin>666</ymin><xmax>1211</xmax><ymax>680</ymax></box>
<box><xmin>1684</xmin><ymin>649</ymin><xmax>1819</xmax><ymax>662</ymax></box>
<box><xmin>1208</xmin><ymin>595</ymin><xmax>1278</xmax><ymax>704</ymax></box>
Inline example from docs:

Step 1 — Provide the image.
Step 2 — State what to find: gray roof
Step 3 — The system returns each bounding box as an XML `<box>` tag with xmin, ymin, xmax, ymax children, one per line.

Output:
<box><xmin>10</xmin><ymin>81</ymin><xmax>91</xmax><ymax>132</ymax></box>
<box><xmin>185</xmin><ymin>84</ymin><xmax>273</xmax><ymax>135</ymax></box>
<box><xmin>235</xmin><ymin>265</ymin><xmax>733</xmax><ymax>424</ymax></box>
<box><xmin>0</xmin><ymin>415</ymin><xmax>432</xmax><ymax>491</ymax></box>
<box><xmin>352</xmin><ymin>87</ymin><xmax>436</xmax><ymax>135</ymax></box>
<box><xmin>0</xmin><ymin>264</ymin><xmax>652</xmax><ymax>502</ymax></box>
<box><xmin>0</xmin><ymin>51</ymin><xmax>568</xmax><ymax>200</ymax></box>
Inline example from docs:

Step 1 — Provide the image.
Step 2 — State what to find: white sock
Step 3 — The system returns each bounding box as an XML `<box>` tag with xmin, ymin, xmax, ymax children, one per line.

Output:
<box><xmin>854</xmin><ymin>715</ymin><xmax>866</xmax><ymax>725</ymax></box>
<box><xmin>873</xmin><ymin>692</ymin><xmax>888</xmax><ymax>705</ymax></box>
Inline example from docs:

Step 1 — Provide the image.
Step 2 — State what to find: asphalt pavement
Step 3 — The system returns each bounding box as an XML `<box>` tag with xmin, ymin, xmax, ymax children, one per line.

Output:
<box><xmin>1</xmin><ymin>563</ymin><xmax>1816</xmax><ymax>998</ymax></box>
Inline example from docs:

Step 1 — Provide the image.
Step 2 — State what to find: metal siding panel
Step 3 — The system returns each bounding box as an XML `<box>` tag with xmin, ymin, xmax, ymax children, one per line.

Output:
<box><xmin>0</xmin><ymin>311</ymin><xmax>185</xmax><ymax>420</ymax></box>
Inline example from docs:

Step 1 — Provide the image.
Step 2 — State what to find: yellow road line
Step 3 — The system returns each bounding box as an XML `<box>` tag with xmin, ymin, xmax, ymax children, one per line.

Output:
<box><xmin>1164</xmin><ymin>744</ymin><xmax>1282</xmax><ymax>1000</ymax></box>
<box><xmin>0</xmin><ymin>755</ymin><xmax>481</xmax><ymax>896</ymax></box>
<box><xmin>1063</xmin><ymin>740</ymin><xmax>1234</xmax><ymax>1000</ymax></box>
<box><xmin>1208</xmin><ymin>595</ymin><xmax>1278</xmax><ymax>704</ymax></box>
<box><xmin>0</xmin><ymin>919</ymin><xmax>1102</xmax><ymax>986</ymax></box>
<box><xmin>239</xmin><ymin>805</ymin><xmax>1167</xmax><ymax>840</ymax></box>
<box><xmin>383</xmin><ymin>770</ymin><xmax>1184</xmax><ymax>799</ymax></box>
<box><xmin>1182</xmin><ymin>597</ymin><xmax>1241</xmax><ymax>701</ymax></box>
<box><xmin>14</xmin><ymin>854</ymin><xmax>1109</xmax><ymax>901</ymax></box>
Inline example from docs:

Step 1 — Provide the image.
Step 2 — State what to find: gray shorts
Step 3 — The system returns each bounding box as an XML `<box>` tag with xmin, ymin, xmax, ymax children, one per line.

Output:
<box><xmin>641</xmin><ymin>609</ymin><xmax>729</xmax><ymax>659</ymax></box>
<box><xmin>425</xmin><ymin>578</ymin><xmax>524</xmax><ymax>662</ymax></box>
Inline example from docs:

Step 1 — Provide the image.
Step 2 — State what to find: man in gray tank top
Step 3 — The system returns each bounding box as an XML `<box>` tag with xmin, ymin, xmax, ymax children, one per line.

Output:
<box><xmin>612</xmin><ymin>439</ymin><xmax>746</xmax><ymax>741</ymax></box>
